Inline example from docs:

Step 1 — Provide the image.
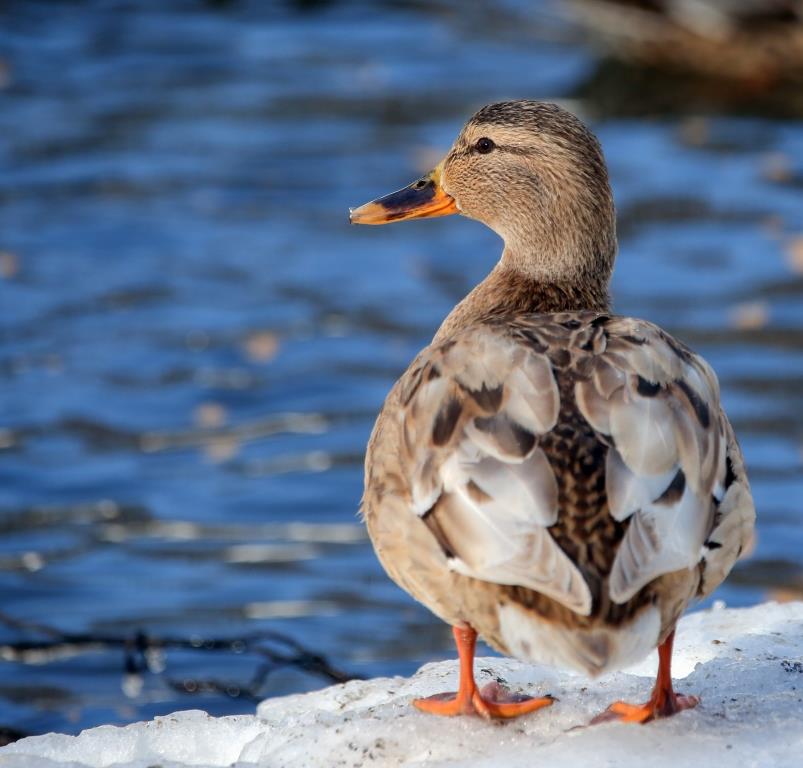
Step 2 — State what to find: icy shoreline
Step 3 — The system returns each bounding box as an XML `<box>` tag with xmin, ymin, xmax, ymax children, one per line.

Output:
<box><xmin>2</xmin><ymin>602</ymin><xmax>802</xmax><ymax>768</ymax></box>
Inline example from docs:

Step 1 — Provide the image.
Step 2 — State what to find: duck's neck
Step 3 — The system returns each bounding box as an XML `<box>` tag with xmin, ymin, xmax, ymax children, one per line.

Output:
<box><xmin>433</xmin><ymin>261</ymin><xmax>611</xmax><ymax>343</ymax></box>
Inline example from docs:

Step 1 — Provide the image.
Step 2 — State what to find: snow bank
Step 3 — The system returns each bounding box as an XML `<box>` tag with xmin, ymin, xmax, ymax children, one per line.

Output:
<box><xmin>3</xmin><ymin>602</ymin><xmax>803</xmax><ymax>768</ymax></box>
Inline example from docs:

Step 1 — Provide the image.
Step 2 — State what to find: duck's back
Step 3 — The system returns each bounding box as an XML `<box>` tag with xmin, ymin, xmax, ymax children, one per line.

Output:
<box><xmin>362</xmin><ymin>311</ymin><xmax>754</xmax><ymax>675</ymax></box>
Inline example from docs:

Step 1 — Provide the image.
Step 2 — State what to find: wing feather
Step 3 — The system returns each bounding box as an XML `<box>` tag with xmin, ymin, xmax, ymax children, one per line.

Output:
<box><xmin>401</xmin><ymin>325</ymin><xmax>592</xmax><ymax>616</ymax></box>
<box><xmin>573</xmin><ymin>317</ymin><xmax>754</xmax><ymax>604</ymax></box>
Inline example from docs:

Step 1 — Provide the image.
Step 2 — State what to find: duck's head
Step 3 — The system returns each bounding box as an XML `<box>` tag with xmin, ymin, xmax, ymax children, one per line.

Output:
<box><xmin>350</xmin><ymin>100</ymin><xmax>616</xmax><ymax>283</ymax></box>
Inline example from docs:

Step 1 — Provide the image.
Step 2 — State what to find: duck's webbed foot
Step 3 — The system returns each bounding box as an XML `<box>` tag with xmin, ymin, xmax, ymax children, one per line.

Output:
<box><xmin>592</xmin><ymin>692</ymin><xmax>699</xmax><ymax>724</ymax></box>
<box><xmin>592</xmin><ymin>630</ymin><xmax>699</xmax><ymax>725</ymax></box>
<box><xmin>413</xmin><ymin>626</ymin><xmax>554</xmax><ymax>720</ymax></box>
<box><xmin>414</xmin><ymin>681</ymin><xmax>554</xmax><ymax>719</ymax></box>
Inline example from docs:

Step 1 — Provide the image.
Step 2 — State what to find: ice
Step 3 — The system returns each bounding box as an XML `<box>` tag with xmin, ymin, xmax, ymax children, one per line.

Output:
<box><xmin>3</xmin><ymin>602</ymin><xmax>803</xmax><ymax>768</ymax></box>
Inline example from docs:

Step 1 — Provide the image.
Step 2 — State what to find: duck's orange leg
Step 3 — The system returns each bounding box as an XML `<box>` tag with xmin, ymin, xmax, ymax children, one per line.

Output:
<box><xmin>593</xmin><ymin>630</ymin><xmax>699</xmax><ymax>724</ymax></box>
<box><xmin>413</xmin><ymin>625</ymin><xmax>554</xmax><ymax>720</ymax></box>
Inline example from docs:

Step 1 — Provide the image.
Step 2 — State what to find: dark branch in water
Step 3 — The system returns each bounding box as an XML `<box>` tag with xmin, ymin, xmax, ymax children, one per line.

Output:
<box><xmin>0</xmin><ymin>610</ymin><xmax>358</xmax><ymax>708</ymax></box>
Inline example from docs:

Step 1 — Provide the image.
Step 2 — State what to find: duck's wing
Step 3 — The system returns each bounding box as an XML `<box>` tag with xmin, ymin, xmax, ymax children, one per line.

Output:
<box><xmin>572</xmin><ymin>315</ymin><xmax>755</xmax><ymax>604</ymax></box>
<box><xmin>382</xmin><ymin>312</ymin><xmax>753</xmax><ymax>616</ymax></box>
<box><xmin>395</xmin><ymin>324</ymin><xmax>593</xmax><ymax>616</ymax></box>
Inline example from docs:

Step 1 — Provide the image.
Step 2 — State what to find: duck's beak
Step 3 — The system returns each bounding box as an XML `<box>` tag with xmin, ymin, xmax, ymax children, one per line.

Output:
<box><xmin>349</xmin><ymin>161</ymin><xmax>458</xmax><ymax>225</ymax></box>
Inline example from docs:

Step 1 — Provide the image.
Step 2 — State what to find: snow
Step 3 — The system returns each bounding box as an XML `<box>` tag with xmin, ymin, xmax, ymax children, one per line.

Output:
<box><xmin>3</xmin><ymin>602</ymin><xmax>803</xmax><ymax>768</ymax></box>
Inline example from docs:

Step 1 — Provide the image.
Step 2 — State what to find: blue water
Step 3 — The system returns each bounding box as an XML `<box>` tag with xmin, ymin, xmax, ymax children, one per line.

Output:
<box><xmin>0</xmin><ymin>0</ymin><xmax>801</xmax><ymax>738</ymax></box>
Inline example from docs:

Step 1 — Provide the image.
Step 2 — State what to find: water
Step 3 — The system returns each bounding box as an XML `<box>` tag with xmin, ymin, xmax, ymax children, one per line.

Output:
<box><xmin>0</xmin><ymin>0</ymin><xmax>801</xmax><ymax>738</ymax></box>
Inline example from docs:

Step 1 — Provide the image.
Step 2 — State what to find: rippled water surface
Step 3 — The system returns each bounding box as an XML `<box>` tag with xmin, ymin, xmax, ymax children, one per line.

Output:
<box><xmin>1</xmin><ymin>0</ymin><xmax>802</xmax><ymax>737</ymax></box>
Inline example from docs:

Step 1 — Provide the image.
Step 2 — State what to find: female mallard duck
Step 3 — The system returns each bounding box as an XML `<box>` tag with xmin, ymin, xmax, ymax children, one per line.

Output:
<box><xmin>350</xmin><ymin>100</ymin><xmax>755</xmax><ymax>723</ymax></box>
<box><xmin>564</xmin><ymin>0</ymin><xmax>803</xmax><ymax>84</ymax></box>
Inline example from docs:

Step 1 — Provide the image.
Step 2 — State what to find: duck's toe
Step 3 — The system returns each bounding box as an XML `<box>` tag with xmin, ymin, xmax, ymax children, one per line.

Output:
<box><xmin>474</xmin><ymin>681</ymin><xmax>555</xmax><ymax>719</ymax></box>
<box><xmin>412</xmin><ymin>690</ymin><xmax>472</xmax><ymax>717</ymax></box>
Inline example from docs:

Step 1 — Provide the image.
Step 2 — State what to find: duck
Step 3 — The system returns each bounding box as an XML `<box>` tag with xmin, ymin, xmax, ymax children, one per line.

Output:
<box><xmin>562</xmin><ymin>0</ymin><xmax>803</xmax><ymax>84</ymax></box>
<box><xmin>350</xmin><ymin>100</ymin><xmax>755</xmax><ymax>723</ymax></box>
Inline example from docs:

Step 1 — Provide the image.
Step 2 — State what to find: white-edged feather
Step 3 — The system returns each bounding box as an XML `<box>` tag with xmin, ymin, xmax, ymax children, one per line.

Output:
<box><xmin>605</xmin><ymin>447</ymin><xmax>677</xmax><ymax>521</ymax></box>
<box><xmin>610</xmin><ymin>475</ymin><xmax>710</xmax><ymax>603</ymax></box>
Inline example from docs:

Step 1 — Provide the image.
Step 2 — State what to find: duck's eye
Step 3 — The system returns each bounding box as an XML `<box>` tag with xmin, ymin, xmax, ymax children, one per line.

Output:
<box><xmin>475</xmin><ymin>137</ymin><xmax>495</xmax><ymax>154</ymax></box>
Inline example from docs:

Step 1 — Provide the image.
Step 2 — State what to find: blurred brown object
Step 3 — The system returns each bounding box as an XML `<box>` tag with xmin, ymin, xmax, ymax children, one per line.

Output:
<box><xmin>729</xmin><ymin>300</ymin><xmax>770</xmax><ymax>330</ymax></box>
<box><xmin>760</xmin><ymin>151</ymin><xmax>795</xmax><ymax>183</ymax></box>
<box><xmin>0</xmin><ymin>58</ymin><xmax>11</xmax><ymax>90</ymax></box>
<box><xmin>193</xmin><ymin>402</ymin><xmax>227</xmax><ymax>428</ymax></box>
<box><xmin>242</xmin><ymin>330</ymin><xmax>280</xmax><ymax>363</ymax></box>
<box><xmin>769</xmin><ymin>586</ymin><xmax>803</xmax><ymax>602</ymax></box>
<box><xmin>563</xmin><ymin>0</ymin><xmax>803</xmax><ymax>83</ymax></box>
<box><xmin>785</xmin><ymin>235</ymin><xmax>803</xmax><ymax>273</ymax></box>
<box><xmin>0</xmin><ymin>251</ymin><xmax>19</xmax><ymax>279</ymax></box>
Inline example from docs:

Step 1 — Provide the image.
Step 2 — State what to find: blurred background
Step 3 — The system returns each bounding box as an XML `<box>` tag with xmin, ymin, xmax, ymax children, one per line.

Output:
<box><xmin>1</xmin><ymin>0</ymin><xmax>801</xmax><ymax>741</ymax></box>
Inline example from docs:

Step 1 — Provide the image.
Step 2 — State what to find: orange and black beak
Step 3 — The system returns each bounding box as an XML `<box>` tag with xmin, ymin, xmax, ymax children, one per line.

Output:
<box><xmin>349</xmin><ymin>161</ymin><xmax>459</xmax><ymax>225</ymax></box>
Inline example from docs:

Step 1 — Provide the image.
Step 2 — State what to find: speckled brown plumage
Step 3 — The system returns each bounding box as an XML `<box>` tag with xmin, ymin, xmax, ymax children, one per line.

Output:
<box><xmin>356</xmin><ymin>100</ymin><xmax>755</xmax><ymax>683</ymax></box>
<box><xmin>434</xmin><ymin>269</ymin><xmax>610</xmax><ymax>344</ymax></box>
